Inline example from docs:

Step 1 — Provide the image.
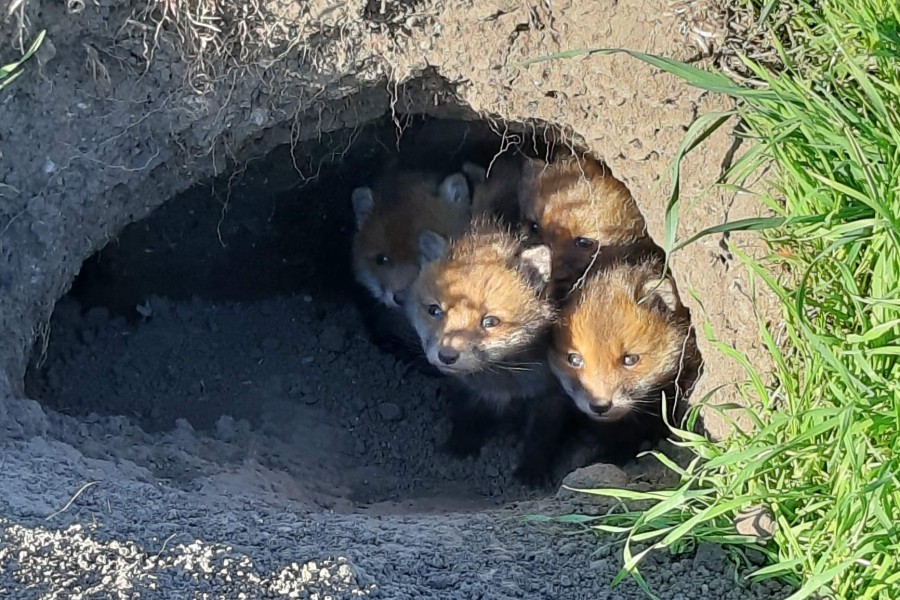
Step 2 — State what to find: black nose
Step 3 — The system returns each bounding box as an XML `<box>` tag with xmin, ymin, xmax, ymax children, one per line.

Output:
<box><xmin>438</xmin><ymin>349</ymin><xmax>459</xmax><ymax>365</ymax></box>
<box><xmin>589</xmin><ymin>403</ymin><xmax>611</xmax><ymax>415</ymax></box>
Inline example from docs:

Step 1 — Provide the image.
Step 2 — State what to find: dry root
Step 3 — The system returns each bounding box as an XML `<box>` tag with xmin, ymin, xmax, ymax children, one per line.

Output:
<box><xmin>667</xmin><ymin>0</ymin><xmax>790</xmax><ymax>80</ymax></box>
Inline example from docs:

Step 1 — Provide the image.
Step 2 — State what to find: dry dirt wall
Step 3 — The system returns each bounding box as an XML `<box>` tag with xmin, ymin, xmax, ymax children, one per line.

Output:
<box><xmin>1</xmin><ymin>0</ymin><xmax>773</xmax><ymax>439</ymax></box>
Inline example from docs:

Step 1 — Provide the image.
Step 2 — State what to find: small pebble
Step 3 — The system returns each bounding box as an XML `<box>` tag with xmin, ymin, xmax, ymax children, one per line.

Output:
<box><xmin>348</xmin><ymin>396</ymin><xmax>367</xmax><ymax>413</ymax></box>
<box><xmin>693</xmin><ymin>541</ymin><xmax>727</xmax><ymax>573</ymax></box>
<box><xmin>377</xmin><ymin>402</ymin><xmax>402</xmax><ymax>422</ymax></box>
<box><xmin>318</xmin><ymin>325</ymin><xmax>346</xmax><ymax>353</ymax></box>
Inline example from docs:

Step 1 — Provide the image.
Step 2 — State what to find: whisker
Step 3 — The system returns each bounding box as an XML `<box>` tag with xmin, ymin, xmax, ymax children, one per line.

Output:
<box><xmin>490</xmin><ymin>365</ymin><xmax>533</xmax><ymax>373</ymax></box>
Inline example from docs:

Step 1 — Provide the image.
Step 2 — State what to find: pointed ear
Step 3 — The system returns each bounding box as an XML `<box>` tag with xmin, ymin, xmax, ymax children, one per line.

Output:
<box><xmin>517</xmin><ymin>245</ymin><xmax>552</xmax><ymax>289</ymax></box>
<box><xmin>640</xmin><ymin>276</ymin><xmax>680</xmax><ymax>314</ymax></box>
<box><xmin>517</xmin><ymin>157</ymin><xmax>546</xmax><ymax>210</ymax></box>
<box><xmin>351</xmin><ymin>187</ymin><xmax>375</xmax><ymax>230</ymax></box>
<box><xmin>417</xmin><ymin>230</ymin><xmax>448</xmax><ymax>266</ymax></box>
<box><xmin>461</xmin><ymin>161</ymin><xmax>487</xmax><ymax>183</ymax></box>
<box><xmin>438</xmin><ymin>172</ymin><xmax>471</xmax><ymax>205</ymax></box>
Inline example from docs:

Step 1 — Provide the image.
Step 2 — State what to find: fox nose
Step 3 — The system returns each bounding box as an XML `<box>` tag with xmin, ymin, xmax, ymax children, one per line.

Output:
<box><xmin>589</xmin><ymin>402</ymin><xmax>611</xmax><ymax>416</ymax></box>
<box><xmin>438</xmin><ymin>349</ymin><xmax>459</xmax><ymax>365</ymax></box>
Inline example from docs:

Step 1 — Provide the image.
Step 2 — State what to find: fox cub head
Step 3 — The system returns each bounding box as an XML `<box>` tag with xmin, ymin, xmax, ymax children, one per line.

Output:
<box><xmin>406</xmin><ymin>218</ymin><xmax>555</xmax><ymax>375</ymax></box>
<box><xmin>548</xmin><ymin>260</ymin><xmax>696</xmax><ymax>422</ymax></box>
<box><xmin>518</xmin><ymin>155</ymin><xmax>647</xmax><ymax>295</ymax></box>
<box><xmin>351</xmin><ymin>170</ymin><xmax>471</xmax><ymax>308</ymax></box>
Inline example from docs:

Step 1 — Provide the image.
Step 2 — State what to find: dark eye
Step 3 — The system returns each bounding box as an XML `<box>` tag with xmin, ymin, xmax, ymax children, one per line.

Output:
<box><xmin>427</xmin><ymin>304</ymin><xmax>444</xmax><ymax>318</ymax></box>
<box><xmin>374</xmin><ymin>254</ymin><xmax>389</xmax><ymax>266</ymax></box>
<box><xmin>481</xmin><ymin>315</ymin><xmax>501</xmax><ymax>329</ymax></box>
<box><xmin>623</xmin><ymin>354</ymin><xmax>640</xmax><ymax>367</ymax></box>
<box><xmin>528</xmin><ymin>220</ymin><xmax>540</xmax><ymax>233</ymax></box>
<box><xmin>574</xmin><ymin>237</ymin><xmax>596</xmax><ymax>249</ymax></box>
<box><xmin>567</xmin><ymin>352</ymin><xmax>584</xmax><ymax>369</ymax></box>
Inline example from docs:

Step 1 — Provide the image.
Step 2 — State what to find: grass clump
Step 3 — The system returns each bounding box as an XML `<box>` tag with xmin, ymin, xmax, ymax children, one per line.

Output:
<box><xmin>521</xmin><ymin>0</ymin><xmax>900</xmax><ymax>598</ymax></box>
<box><xmin>0</xmin><ymin>30</ymin><xmax>43</xmax><ymax>91</ymax></box>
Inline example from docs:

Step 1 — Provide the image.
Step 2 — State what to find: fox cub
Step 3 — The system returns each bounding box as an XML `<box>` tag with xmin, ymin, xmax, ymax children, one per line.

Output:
<box><xmin>518</xmin><ymin>154</ymin><xmax>650</xmax><ymax>299</ymax></box>
<box><xmin>548</xmin><ymin>256</ymin><xmax>701</xmax><ymax>463</ymax></box>
<box><xmin>406</xmin><ymin>218</ymin><xmax>572</xmax><ymax>484</ymax></box>
<box><xmin>350</xmin><ymin>168</ymin><xmax>472</xmax><ymax>361</ymax></box>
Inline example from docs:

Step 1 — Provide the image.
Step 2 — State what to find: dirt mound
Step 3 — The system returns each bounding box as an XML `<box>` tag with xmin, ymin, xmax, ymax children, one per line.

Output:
<box><xmin>0</xmin><ymin>0</ymin><xmax>778</xmax><ymax>596</ymax></box>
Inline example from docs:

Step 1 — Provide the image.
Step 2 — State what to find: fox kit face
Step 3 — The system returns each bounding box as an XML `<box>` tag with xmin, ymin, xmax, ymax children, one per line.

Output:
<box><xmin>351</xmin><ymin>171</ymin><xmax>471</xmax><ymax>308</ymax></box>
<box><xmin>406</xmin><ymin>220</ymin><xmax>555</xmax><ymax>376</ymax></box>
<box><xmin>518</xmin><ymin>156</ymin><xmax>648</xmax><ymax>292</ymax></box>
<box><xmin>549</xmin><ymin>261</ymin><xmax>691</xmax><ymax>422</ymax></box>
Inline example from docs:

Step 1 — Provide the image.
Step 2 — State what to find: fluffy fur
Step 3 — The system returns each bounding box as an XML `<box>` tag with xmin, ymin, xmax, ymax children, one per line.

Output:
<box><xmin>518</xmin><ymin>154</ymin><xmax>650</xmax><ymax>298</ymax></box>
<box><xmin>406</xmin><ymin>218</ymin><xmax>568</xmax><ymax>485</ymax></box>
<box><xmin>406</xmin><ymin>218</ymin><xmax>556</xmax><ymax>403</ymax></box>
<box><xmin>548</xmin><ymin>258</ymin><xmax>700</xmax><ymax>439</ymax></box>
<box><xmin>351</xmin><ymin>169</ymin><xmax>472</xmax><ymax>308</ymax></box>
<box><xmin>461</xmin><ymin>154</ymin><xmax>523</xmax><ymax>225</ymax></box>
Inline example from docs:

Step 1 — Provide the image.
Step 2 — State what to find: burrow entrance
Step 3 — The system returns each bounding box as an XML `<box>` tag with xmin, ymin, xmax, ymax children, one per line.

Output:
<box><xmin>23</xmin><ymin>115</ymin><xmax>668</xmax><ymax>514</ymax></box>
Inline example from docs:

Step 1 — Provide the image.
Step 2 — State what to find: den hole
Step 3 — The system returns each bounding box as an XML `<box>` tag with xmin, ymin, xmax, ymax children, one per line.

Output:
<box><xmin>24</xmin><ymin>115</ymin><xmax>680</xmax><ymax>513</ymax></box>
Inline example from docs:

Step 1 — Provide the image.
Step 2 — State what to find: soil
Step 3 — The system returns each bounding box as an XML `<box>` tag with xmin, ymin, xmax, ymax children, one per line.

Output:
<box><xmin>22</xmin><ymin>116</ymin><xmax>680</xmax><ymax>512</ymax></box>
<box><xmin>0</xmin><ymin>0</ymin><xmax>783</xmax><ymax>597</ymax></box>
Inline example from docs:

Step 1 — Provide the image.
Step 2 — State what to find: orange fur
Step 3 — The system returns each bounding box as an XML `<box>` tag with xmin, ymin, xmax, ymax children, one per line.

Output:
<box><xmin>548</xmin><ymin>259</ymin><xmax>696</xmax><ymax>422</ymax></box>
<box><xmin>407</xmin><ymin>218</ymin><xmax>555</xmax><ymax>397</ymax></box>
<box><xmin>519</xmin><ymin>155</ymin><xmax>648</xmax><ymax>290</ymax></box>
<box><xmin>352</xmin><ymin>170</ymin><xmax>471</xmax><ymax>307</ymax></box>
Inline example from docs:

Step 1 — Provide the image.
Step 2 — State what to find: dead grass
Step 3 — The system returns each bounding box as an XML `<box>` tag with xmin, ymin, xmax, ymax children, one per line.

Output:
<box><xmin>668</xmin><ymin>0</ymin><xmax>792</xmax><ymax>79</ymax></box>
<box><xmin>126</xmin><ymin>0</ymin><xmax>308</xmax><ymax>93</ymax></box>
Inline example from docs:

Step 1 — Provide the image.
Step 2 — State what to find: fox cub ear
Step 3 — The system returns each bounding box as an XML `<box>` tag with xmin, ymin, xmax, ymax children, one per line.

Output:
<box><xmin>640</xmin><ymin>276</ymin><xmax>680</xmax><ymax>315</ymax></box>
<box><xmin>351</xmin><ymin>187</ymin><xmax>375</xmax><ymax>230</ymax></box>
<box><xmin>438</xmin><ymin>172</ymin><xmax>471</xmax><ymax>206</ymax></box>
<box><xmin>517</xmin><ymin>245</ymin><xmax>552</xmax><ymax>289</ymax></box>
<box><xmin>417</xmin><ymin>230</ymin><xmax>449</xmax><ymax>266</ymax></box>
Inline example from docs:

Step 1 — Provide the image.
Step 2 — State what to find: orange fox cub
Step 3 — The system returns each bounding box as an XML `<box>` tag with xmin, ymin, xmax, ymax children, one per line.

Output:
<box><xmin>461</xmin><ymin>155</ymin><xmax>522</xmax><ymax>225</ymax></box>
<box><xmin>406</xmin><ymin>219</ymin><xmax>569</xmax><ymax>484</ymax></box>
<box><xmin>548</xmin><ymin>259</ymin><xmax>700</xmax><ymax>461</ymax></box>
<box><xmin>351</xmin><ymin>169</ymin><xmax>472</xmax><ymax>309</ymax></box>
<box><xmin>518</xmin><ymin>155</ymin><xmax>649</xmax><ymax>296</ymax></box>
<box><xmin>407</xmin><ymin>218</ymin><xmax>554</xmax><ymax>395</ymax></box>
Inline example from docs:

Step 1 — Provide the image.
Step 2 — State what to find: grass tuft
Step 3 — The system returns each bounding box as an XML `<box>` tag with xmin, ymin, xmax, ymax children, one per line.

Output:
<box><xmin>0</xmin><ymin>30</ymin><xmax>44</xmax><ymax>91</ymax></box>
<box><xmin>521</xmin><ymin>0</ymin><xmax>900</xmax><ymax>598</ymax></box>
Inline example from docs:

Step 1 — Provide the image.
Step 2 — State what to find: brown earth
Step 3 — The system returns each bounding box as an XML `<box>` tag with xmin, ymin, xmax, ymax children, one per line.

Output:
<box><xmin>0</xmin><ymin>0</ymin><xmax>782</xmax><ymax>597</ymax></box>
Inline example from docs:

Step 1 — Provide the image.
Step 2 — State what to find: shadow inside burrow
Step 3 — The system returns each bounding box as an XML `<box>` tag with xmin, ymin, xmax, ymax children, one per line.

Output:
<box><xmin>21</xmin><ymin>115</ymin><xmax>585</xmax><ymax>509</ymax></box>
<box><xmin>21</xmin><ymin>111</ymin><xmax>705</xmax><ymax>509</ymax></box>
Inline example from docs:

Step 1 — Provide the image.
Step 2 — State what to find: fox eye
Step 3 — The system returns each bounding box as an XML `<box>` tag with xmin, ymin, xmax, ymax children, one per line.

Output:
<box><xmin>574</xmin><ymin>237</ymin><xmax>596</xmax><ymax>249</ymax></box>
<box><xmin>374</xmin><ymin>253</ymin><xmax>389</xmax><ymax>266</ymax></box>
<box><xmin>567</xmin><ymin>352</ymin><xmax>584</xmax><ymax>369</ymax></box>
<box><xmin>527</xmin><ymin>220</ymin><xmax>540</xmax><ymax>233</ymax></box>
<box><xmin>427</xmin><ymin>304</ymin><xmax>444</xmax><ymax>318</ymax></box>
<box><xmin>481</xmin><ymin>315</ymin><xmax>501</xmax><ymax>329</ymax></box>
<box><xmin>623</xmin><ymin>354</ymin><xmax>640</xmax><ymax>367</ymax></box>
